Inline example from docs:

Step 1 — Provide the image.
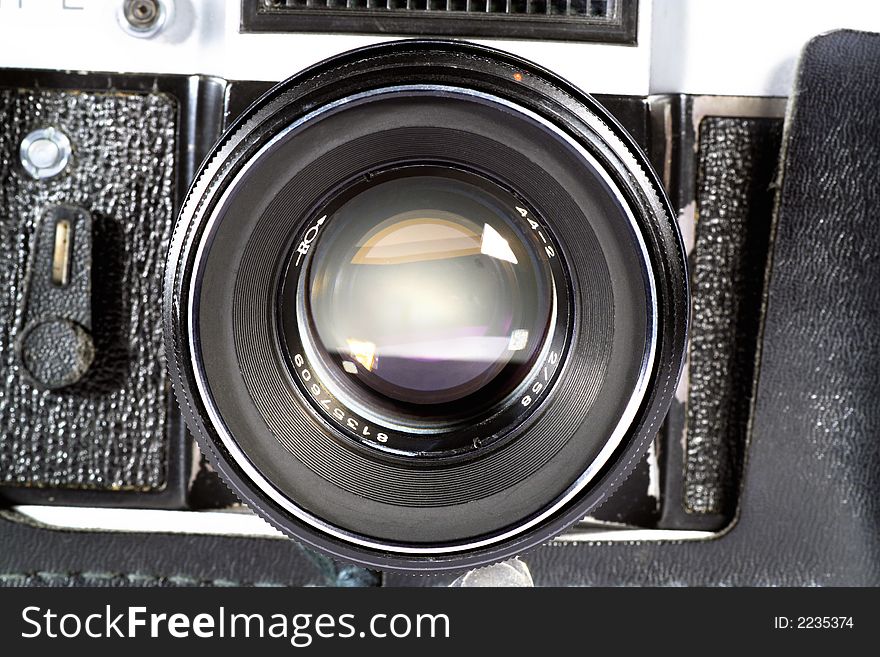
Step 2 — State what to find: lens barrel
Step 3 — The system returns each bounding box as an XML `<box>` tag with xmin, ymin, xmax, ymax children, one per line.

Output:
<box><xmin>164</xmin><ymin>40</ymin><xmax>688</xmax><ymax>572</ymax></box>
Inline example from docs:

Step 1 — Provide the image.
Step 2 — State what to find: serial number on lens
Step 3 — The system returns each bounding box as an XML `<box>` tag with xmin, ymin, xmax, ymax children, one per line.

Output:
<box><xmin>773</xmin><ymin>617</ymin><xmax>854</xmax><ymax>629</ymax></box>
<box><xmin>293</xmin><ymin>353</ymin><xmax>389</xmax><ymax>444</ymax></box>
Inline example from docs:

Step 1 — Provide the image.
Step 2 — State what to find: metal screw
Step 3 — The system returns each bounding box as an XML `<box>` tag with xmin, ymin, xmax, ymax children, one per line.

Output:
<box><xmin>117</xmin><ymin>0</ymin><xmax>172</xmax><ymax>39</ymax></box>
<box><xmin>20</xmin><ymin>128</ymin><xmax>72</xmax><ymax>180</ymax></box>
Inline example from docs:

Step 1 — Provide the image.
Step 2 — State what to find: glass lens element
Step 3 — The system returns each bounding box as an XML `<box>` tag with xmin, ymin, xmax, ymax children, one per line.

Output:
<box><xmin>296</xmin><ymin>170</ymin><xmax>554</xmax><ymax>415</ymax></box>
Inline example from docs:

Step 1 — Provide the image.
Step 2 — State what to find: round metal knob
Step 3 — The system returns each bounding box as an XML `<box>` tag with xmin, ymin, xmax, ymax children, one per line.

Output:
<box><xmin>17</xmin><ymin>318</ymin><xmax>95</xmax><ymax>390</ymax></box>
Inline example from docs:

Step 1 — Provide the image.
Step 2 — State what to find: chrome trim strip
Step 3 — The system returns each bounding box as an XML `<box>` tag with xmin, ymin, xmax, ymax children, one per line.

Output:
<box><xmin>13</xmin><ymin>506</ymin><xmax>714</xmax><ymax>544</ymax></box>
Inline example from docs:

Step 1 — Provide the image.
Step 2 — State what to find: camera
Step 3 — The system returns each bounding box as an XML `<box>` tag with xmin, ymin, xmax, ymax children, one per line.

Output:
<box><xmin>2</xmin><ymin>1</ymin><xmax>878</xmax><ymax>584</ymax></box>
<box><xmin>165</xmin><ymin>39</ymin><xmax>688</xmax><ymax>572</ymax></box>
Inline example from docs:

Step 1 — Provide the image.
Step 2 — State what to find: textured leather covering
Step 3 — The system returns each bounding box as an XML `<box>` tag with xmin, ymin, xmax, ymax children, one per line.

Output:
<box><xmin>685</xmin><ymin>117</ymin><xmax>782</xmax><ymax>517</ymax></box>
<box><xmin>3</xmin><ymin>30</ymin><xmax>880</xmax><ymax>585</ymax></box>
<box><xmin>0</xmin><ymin>87</ymin><xmax>176</xmax><ymax>492</ymax></box>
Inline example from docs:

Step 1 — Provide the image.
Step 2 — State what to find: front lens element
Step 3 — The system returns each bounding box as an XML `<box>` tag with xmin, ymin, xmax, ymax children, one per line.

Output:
<box><xmin>289</xmin><ymin>169</ymin><xmax>555</xmax><ymax>428</ymax></box>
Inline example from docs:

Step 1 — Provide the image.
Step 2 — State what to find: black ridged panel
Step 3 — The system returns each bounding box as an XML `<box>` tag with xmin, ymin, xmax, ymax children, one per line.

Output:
<box><xmin>242</xmin><ymin>0</ymin><xmax>638</xmax><ymax>43</ymax></box>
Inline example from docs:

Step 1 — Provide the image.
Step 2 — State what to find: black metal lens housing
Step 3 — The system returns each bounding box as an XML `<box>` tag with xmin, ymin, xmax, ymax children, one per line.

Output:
<box><xmin>279</xmin><ymin>165</ymin><xmax>567</xmax><ymax>459</ymax></box>
<box><xmin>164</xmin><ymin>40</ymin><xmax>688</xmax><ymax>572</ymax></box>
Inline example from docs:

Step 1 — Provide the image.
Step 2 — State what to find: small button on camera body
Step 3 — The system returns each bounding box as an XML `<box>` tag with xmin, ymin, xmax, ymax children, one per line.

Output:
<box><xmin>19</xmin><ymin>127</ymin><xmax>71</xmax><ymax>180</ymax></box>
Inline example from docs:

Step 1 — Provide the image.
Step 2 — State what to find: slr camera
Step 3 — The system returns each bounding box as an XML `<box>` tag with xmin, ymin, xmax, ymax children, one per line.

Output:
<box><xmin>1</xmin><ymin>0</ymin><xmax>878</xmax><ymax>585</ymax></box>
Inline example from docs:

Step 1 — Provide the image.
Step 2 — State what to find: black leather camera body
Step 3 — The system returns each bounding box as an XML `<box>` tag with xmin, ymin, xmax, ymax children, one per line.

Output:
<box><xmin>1</xmin><ymin>26</ymin><xmax>878</xmax><ymax>584</ymax></box>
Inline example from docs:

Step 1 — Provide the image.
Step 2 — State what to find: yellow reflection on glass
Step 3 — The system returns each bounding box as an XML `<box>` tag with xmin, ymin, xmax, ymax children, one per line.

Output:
<box><xmin>346</xmin><ymin>338</ymin><xmax>377</xmax><ymax>372</ymax></box>
<box><xmin>351</xmin><ymin>215</ymin><xmax>479</xmax><ymax>265</ymax></box>
<box><xmin>350</xmin><ymin>213</ymin><xmax>518</xmax><ymax>267</ymax></box>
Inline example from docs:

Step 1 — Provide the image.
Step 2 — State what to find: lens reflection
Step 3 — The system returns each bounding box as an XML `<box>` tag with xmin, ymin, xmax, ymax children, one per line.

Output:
<box><xmin>298</xmin><ymin>171</ymin><xmax>553</xmax><ymax>411</ymax></box>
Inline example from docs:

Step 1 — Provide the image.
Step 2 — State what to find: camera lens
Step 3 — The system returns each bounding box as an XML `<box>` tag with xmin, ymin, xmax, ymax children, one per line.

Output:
<box><xmin>281</xmin><ymin>168</ymin><xmax>558</xmax><ymax>453</ymax></box>
<box><xmin>165</xmin><ymin>40</ymin><xmax>688</xmax><ymax>571</ymax></box>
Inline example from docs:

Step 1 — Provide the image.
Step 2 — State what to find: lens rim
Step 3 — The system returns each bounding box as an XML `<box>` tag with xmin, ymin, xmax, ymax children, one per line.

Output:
<box><xmin>186</xmin><ymin>86</ymin><xmax>654</xmax><ymax>546</ymax></box>
<box><xmin>164</xmin><ymin>40</ymin><xmax>688</xmax><ymax>572</ymax></box>
<box><xmin>278</xmin><ymin>163</ymin><xmax>568</xmax><ymax>460</ymax></box>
